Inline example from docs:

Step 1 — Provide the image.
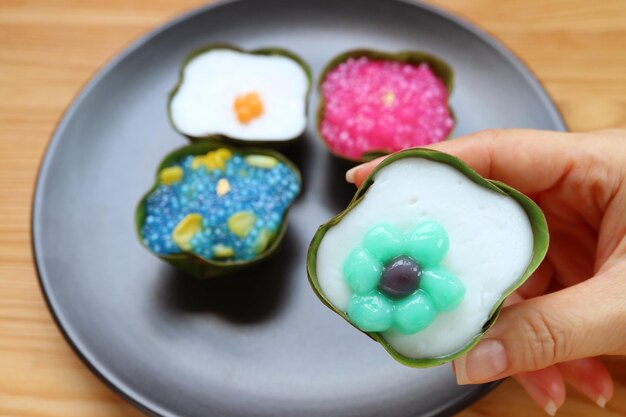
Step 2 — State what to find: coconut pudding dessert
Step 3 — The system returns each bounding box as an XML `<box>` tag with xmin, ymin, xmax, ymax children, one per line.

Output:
<box><xmin>169</xmin><ymin>45</ymin><xmax>311</xmax><ymax>143</ymax></box>
<box><xmin>317</xmin><ymin>50</ymin><xmax>454</xmax><ymax>162</ymax></box>
<box><xmin>307</xmin><ymin>149</ymin><xmax>548</xmax><ymax>366</ymax></box>
<box><xmin>136</xmin><ymin>141</ymin><xmax>300</xmax><ymax>279</ymax></box>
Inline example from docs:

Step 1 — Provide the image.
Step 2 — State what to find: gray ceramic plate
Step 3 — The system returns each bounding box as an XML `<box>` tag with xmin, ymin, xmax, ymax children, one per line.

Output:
<box><xmin>32</xmin><ymin>1</ymin><xmax>566</xmax><ymax>416</ymax></box>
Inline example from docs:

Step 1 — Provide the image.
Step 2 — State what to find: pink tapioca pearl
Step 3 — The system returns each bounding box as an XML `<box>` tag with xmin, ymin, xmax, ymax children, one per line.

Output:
<box><xmin>320</xmin><ymin>57</ymin><xmax>454</xmax><ymax>160</ymax></box>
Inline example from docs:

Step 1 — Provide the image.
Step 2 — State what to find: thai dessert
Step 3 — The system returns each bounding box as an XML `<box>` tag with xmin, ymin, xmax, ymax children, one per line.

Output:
<box><xmin>169</xmin><ymin>45</ymin><xmax>311</xmax><ymax>143</ymax></box>
<box><xmin>307</xmin><ymin>149</ymin><xmax>548</xmax><ymax>366</ymax></box>
<box><xmin>136</xmin><ymin>141</ymin><xmax>301</xmax><ymax>278</ymax></box>
<box><xmin>317</xmin><ymin>50</ymin><xmax>454</xmax><ymax>161</ymax></box>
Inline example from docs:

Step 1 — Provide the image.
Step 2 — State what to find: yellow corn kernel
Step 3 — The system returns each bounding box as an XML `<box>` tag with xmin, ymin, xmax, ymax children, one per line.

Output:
<box><xmin>245</xmin><ymin>154</ymin><xmax>278</xmax><ymax>169</ymax></box>
<box><xmin>227</xmin><ymin>211</ymin><xmax>256</xmax><ymax>238</ymax></box>
<box><xmin>204</xmin><ymin>154</ymin><xmax>221</xmax><ymax>171</ymax></box>
<box><xmin>382</xmin><ymin>91</ymin><xmax>395</xmax><ymax>107</ymax></box>
<box><xmin>159</xmin><ymin>166</ymin><xmax>183</xmax><ymax>185</ymax></box>
<box><xmin>254</xmin><ymin>228</ymin><xmax>273</xmax><ymax>254</ymax></box>
<box><xmin>191</xmin><ymin>155</ymin><xmax>206</xmax><ymax>170</ymax></box>
<box><xmin>172</xmin><ymin>213</ymin><xmax>203</xmax><ymax>251</ymax></box>
<box><xmin>216</xmin><ymin>178</ymin><xmax>231</xmax><ymax>196</ymax></box>
<box><xmin>213</xmin><ymin>244</ymin><xmax>234</xmax><ymax>258</ymax></box>
<box><xmin>207</xmin><ymin>148</ymin><xmax>231</xmax><ymax>171</ymax></box>
<box><xmin>215</xmin><ymin>148</ymin><xmax>232</xmax><ymax>161</ymax></box>
<box><xmin>191</xmin><ymin>148</ymin><xmax>232</xmax><ymax>172</ymax></box>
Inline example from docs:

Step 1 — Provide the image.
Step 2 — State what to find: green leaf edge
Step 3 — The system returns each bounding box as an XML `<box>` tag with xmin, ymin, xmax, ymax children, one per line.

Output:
<box><xmin>315</xmin><ymin>49</ymin><xmax>456</xmax><ymax>163</ymax></box>
<box><xmin>135</xmin><ymin>139</ymin><xmax>302</xmax><ymax>279</ymax></box>
<box><xmin>167</xmin><ymin>44</ymin><xmax>313</xmax><ymax>146</ymax></box>
<box><xmin>306</xmin><ymin>148</ymin><xmax>549</xmax><ymax>367</ymax></box>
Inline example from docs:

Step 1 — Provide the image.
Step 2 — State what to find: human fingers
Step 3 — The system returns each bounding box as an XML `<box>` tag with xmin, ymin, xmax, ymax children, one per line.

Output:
<box><xmin>345</xmin><ymin>155</ymin><xmax>385</xmax><ymax>186</ymax></box>
<box><xmin>502</xmin><ymin>261</ymin><xmax>552</xmax><ymax>308</ymax></box>
<box><xmin>517</xmin><ymin>261</ymin><xmax>554</xmax><ymax>299</ymax></box>
<box><xmin>346</xmin><ymin>129</ymin><xmax>578</xmax><ymax>191</ymax></box>
<box><xmin>510</xmin><ymin>358</ymin><xmax>614</xmax><ymax>415</ymax></box>
<box><xmin>513</xmin><ymin>366</ymin><xmax>566</xmax><ymax>416</ymax></box>
<box><xmin>543</xmin><ymin>215</ymin><xmax>596</xmax><ymax>288</ymax></box>
<box><xmin>453</xmin><ymin>262</ymin><xmax>626</xmax><ymax>384</ymax></box>
<box><xmin>558</xmin><ymin>358</ymin><xmax>614</xmax><ymax>408</ymax></box>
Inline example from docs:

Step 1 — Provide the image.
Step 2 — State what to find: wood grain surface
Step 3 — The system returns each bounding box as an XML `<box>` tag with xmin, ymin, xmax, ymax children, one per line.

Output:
<box><xmin>0</xmin><ymin>1</ymin><xmax>625</xmax><ymax>416</ymax></box>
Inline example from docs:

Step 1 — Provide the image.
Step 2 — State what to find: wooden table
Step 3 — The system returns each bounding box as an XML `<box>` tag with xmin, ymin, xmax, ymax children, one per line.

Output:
<box><xmin>1</xmin><ymin>1</ymin><xmax>624</xmax><ymax>416</ymax></box>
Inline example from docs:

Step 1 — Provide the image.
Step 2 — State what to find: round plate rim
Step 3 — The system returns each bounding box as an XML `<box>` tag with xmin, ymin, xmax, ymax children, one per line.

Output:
<box><xmin>31</xmin><ymin>1</ymin><xmax>567</xmax><ymax>416</ymax></box>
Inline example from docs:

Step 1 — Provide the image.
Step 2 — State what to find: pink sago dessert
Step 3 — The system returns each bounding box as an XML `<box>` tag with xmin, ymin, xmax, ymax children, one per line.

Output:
<box><xmin>319</xmin><ymin>56</ymin><xmax>454</xmax><ymax>160</ymax></box>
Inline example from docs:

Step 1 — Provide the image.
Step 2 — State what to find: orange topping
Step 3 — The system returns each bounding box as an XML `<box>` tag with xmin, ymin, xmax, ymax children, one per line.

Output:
<box><xmin>234</xmin><ymin>92</ymin><xmax>264</xmax><ymax>124</ymax></box>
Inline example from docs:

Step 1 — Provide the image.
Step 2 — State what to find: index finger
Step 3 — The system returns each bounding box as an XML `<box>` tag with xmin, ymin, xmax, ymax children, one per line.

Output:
<box><xmin>347</xmin><ymin>129</ymin><xmax>578</xmax><ymax>194</ymax></box>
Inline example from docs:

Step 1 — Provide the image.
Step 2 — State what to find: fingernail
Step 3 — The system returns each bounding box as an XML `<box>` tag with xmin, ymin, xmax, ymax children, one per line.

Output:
<box><xmin>596</xmin><ymin>395</ymin><xmax>606</xmax><ymax>408</ymax></box>
<box><xmin>454</xmin><ymin>339</ymin><xmax>507</xmax><ymax>384</ymax></box>
<box><xmin>345</xmin><ymin>167</ymin><xmax>357</xmax><ymax>183</ymax></box>
<box><xmin>544</xmin><ymin>399</ymin><xmax>557</xmax><ymax>416</ymax></box>
<box><xmin>517</xmin><ymin>374</ymin><xmax>563</xmax><ymax>416</ymax></box>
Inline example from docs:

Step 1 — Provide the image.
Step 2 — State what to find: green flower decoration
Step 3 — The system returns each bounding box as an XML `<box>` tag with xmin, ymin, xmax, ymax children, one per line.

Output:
<box><xmin>343</xmin><ymin>221</ymin><xmax>465</xmax><ymax>335</ymax></box>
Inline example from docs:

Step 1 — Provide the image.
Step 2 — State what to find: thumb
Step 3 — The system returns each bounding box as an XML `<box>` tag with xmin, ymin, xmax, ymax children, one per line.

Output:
<box><xmin>453</xmin><ymin>264</ymin><xmax>626</xmax><ymax>384</ymax></box>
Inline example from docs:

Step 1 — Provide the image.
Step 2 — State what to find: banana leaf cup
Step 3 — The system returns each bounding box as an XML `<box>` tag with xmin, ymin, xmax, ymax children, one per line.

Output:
<box><xmin>168</xmin><ymin>44</ymin><xmax>312</xmax><ymax>146</ymax></box>
<box><xmin>307</xmin><ymin>148</ymin><xmax>548</xmax><ymax>367</ymax></box>
<box><xmin>136</xmin><ymin>140</ymin><xmax>301</xmax><ymax>279</ymax></box>
<box><xmin>316</xmin><ymin>49</ymin><xmax>455</xmax><ymax>163</ymax></box>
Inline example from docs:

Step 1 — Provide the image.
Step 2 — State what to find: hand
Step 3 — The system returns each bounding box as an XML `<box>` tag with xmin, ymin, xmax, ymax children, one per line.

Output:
<box><xmin>346</xmin><ymin>129</ymin><xmax>626</xmax><ymax>415</ymax></box>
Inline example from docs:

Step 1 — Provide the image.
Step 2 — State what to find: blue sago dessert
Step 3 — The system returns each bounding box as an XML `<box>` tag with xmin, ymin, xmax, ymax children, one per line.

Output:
<box><xmin>136</xmin><ymin>142</ymin><xmax>300</xmax><ymax>278</ymax></box>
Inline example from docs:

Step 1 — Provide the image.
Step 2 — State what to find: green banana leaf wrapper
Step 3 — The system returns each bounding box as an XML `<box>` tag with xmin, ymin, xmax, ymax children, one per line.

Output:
<box><xmin>168</xmin><ymin>44</ymin><xmax>312</xmax><ymax>146</ymax></box>
<box><xmin>316</xmin><ymin>49</ymin><xmax>455</xmax><ymax>163</ymax></box>
<box><xmin>136</xmin><ymin>140</ymin><xmax>301</xmax><ymax>279</ymax></box>
<box><xmin>307</xmin><ymin>148</ymin><xmax>549</xmax><ymax>367</ymax></box>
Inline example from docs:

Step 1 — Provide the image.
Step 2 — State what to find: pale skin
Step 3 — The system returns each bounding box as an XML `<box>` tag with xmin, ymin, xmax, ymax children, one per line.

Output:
<box><xmin>345</xmin><ymin>129</ymin><xmax>626</xmax><ymax>416</ymax></box>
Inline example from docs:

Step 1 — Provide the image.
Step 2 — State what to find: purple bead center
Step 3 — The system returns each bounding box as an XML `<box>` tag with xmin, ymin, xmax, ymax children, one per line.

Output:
<box><xmin>379</xmin><ymin>256</ymin><xmax>422</xmax><ymax>300</ymax></box>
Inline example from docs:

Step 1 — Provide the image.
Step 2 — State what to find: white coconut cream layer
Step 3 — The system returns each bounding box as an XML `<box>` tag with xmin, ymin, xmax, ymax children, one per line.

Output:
<box><xmin>170</xmin><ymin>49</ymin><xmax>308</xmax><ymax>140</ymax></box>
<box><xmin>316</xmin><ymin>158</ymin><xmax>534</xmax><ymax>358</ymax></box>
